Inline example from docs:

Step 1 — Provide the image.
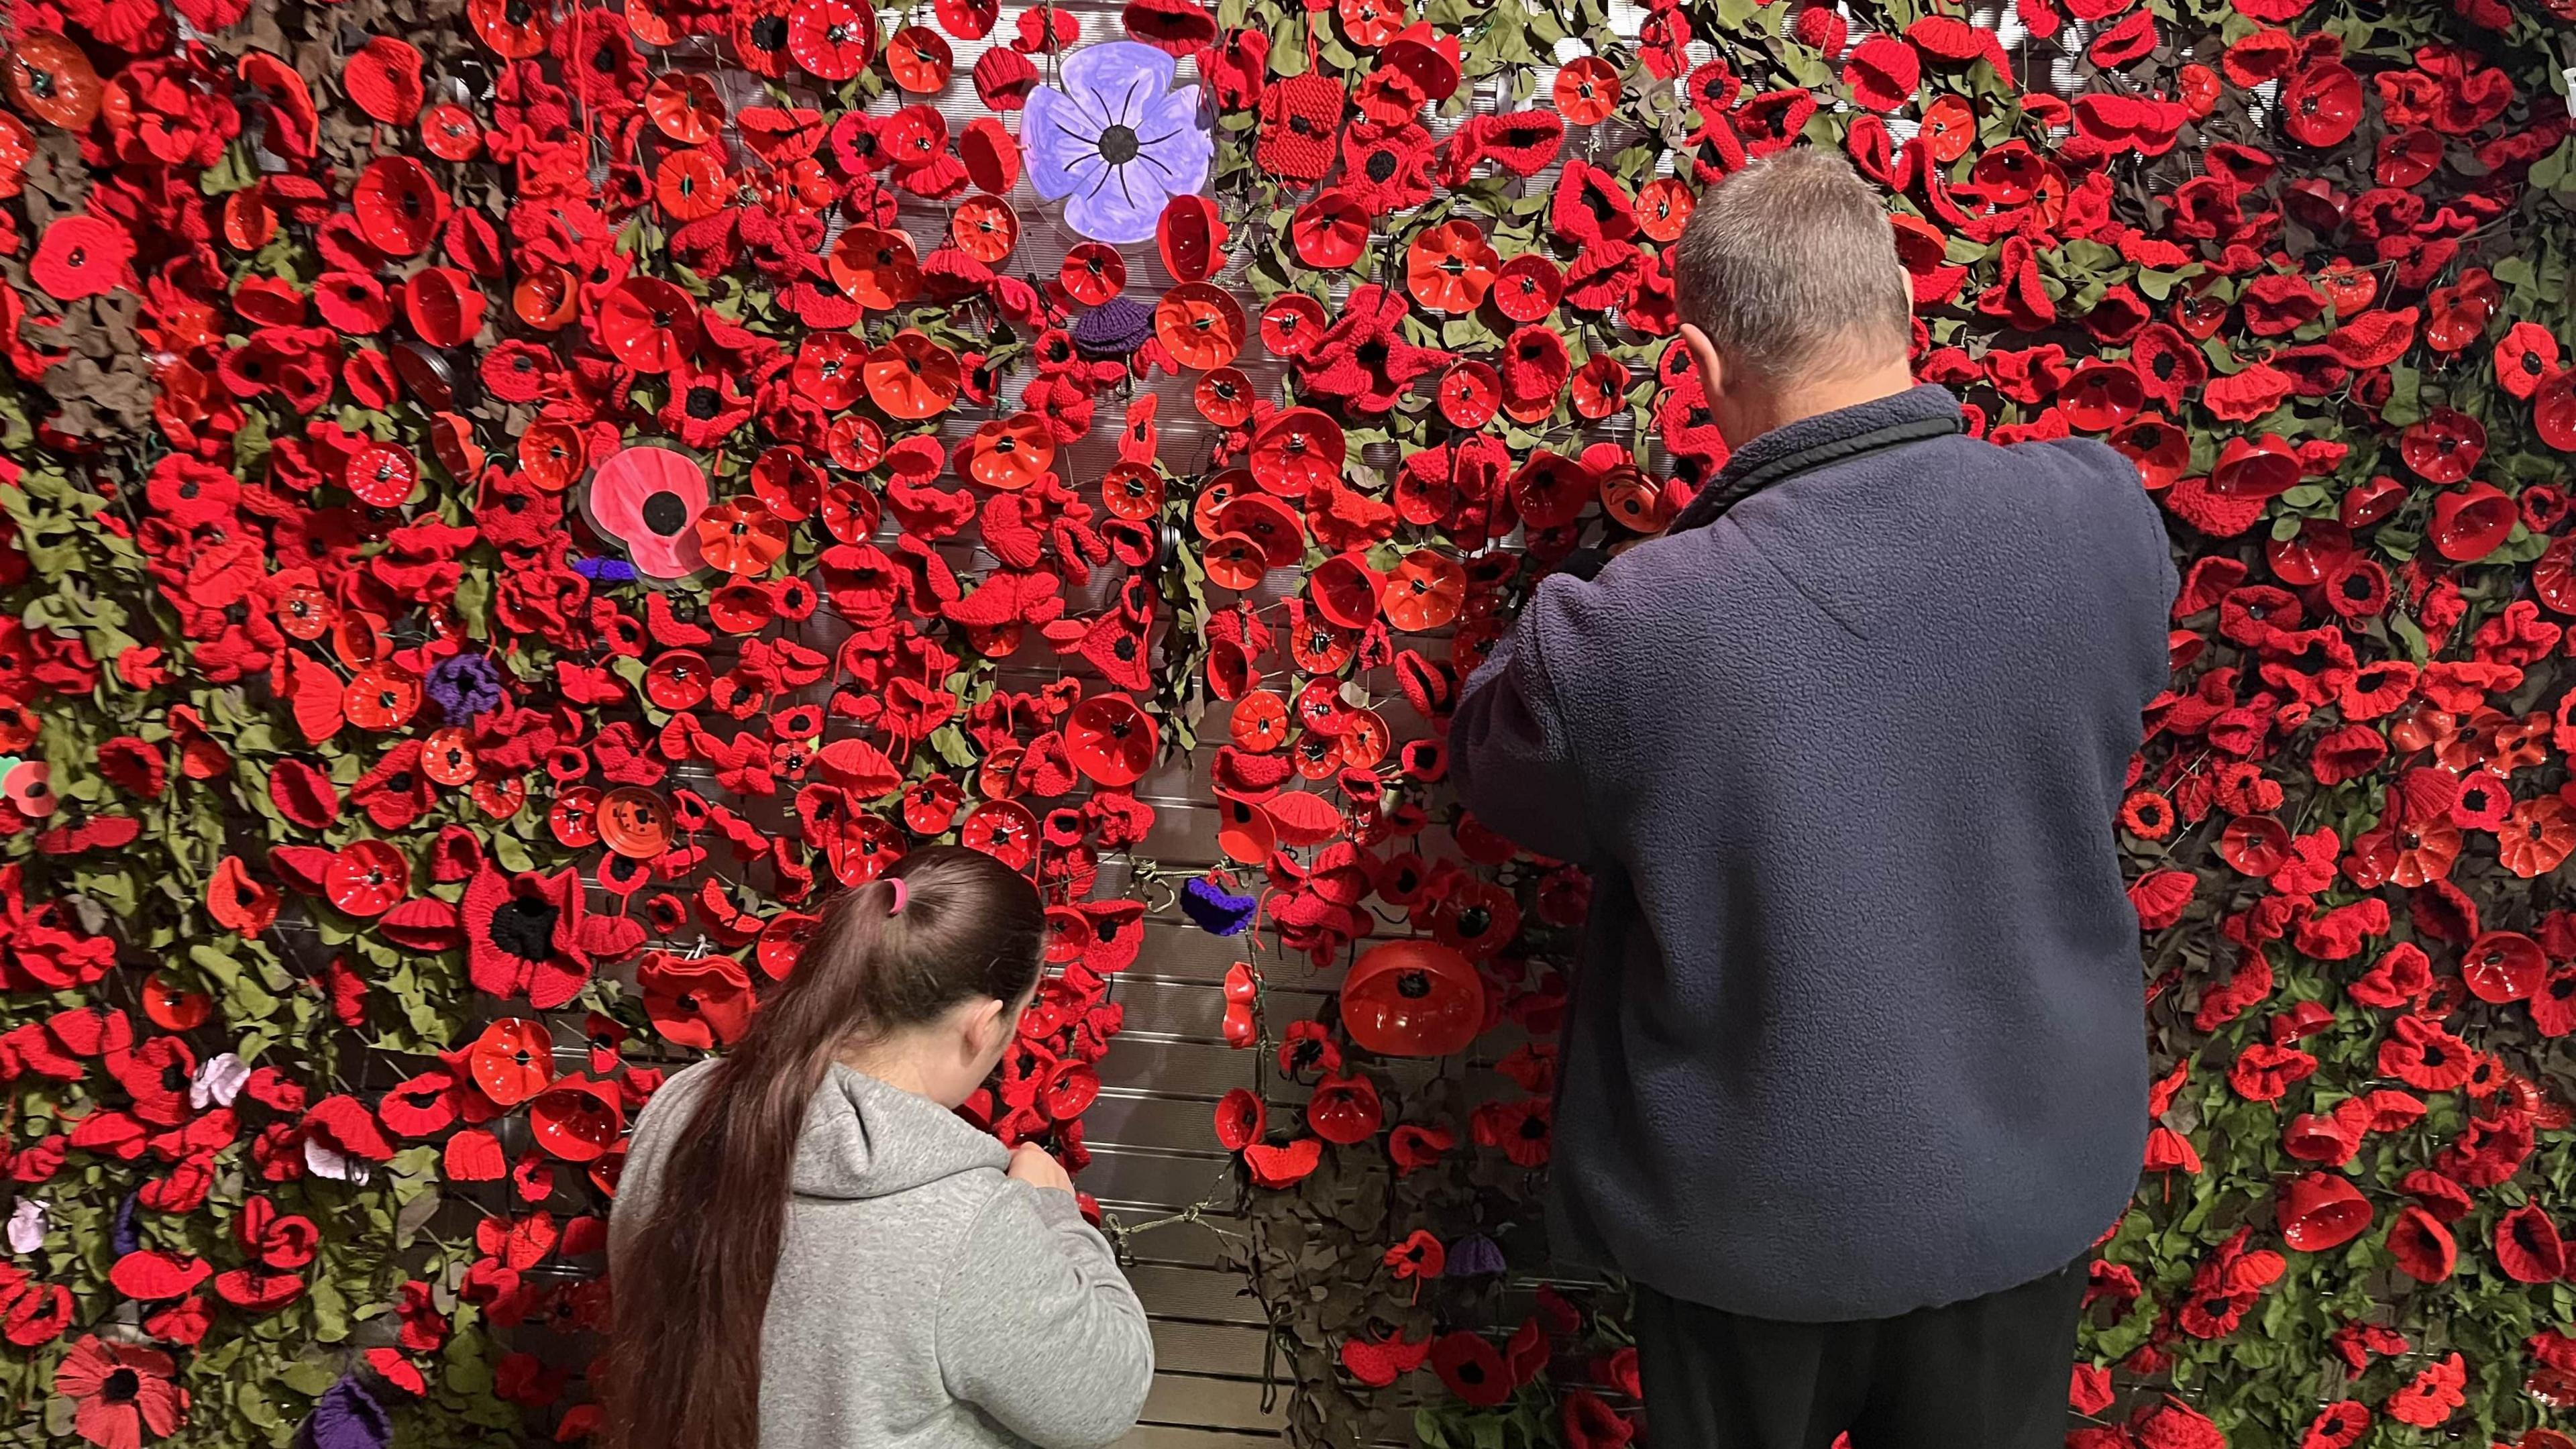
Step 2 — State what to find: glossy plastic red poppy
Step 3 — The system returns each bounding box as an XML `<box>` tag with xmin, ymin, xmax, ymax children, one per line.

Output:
<box><xmin>513</xmin><ymin>265</ymin><xmax>578</xmax><ymax>330</ymax></box>
<box><xmin>142</xmin><ymin>972</ymin><xmax>213</xmax><ymax>1032</ymax></box>
<box><xmin>1249</xmin><ymin>409</ymin><xmax>1345</xmax><ymax>498</ymax></box>
<box><xmin>1203</xmin><ymin>534</ymin><xmax>1269</xmax><ymax>592</ymax></box>
<box><xmin>1183</xmin><ymin>368</ymin><xmax>1248</xmax><ymax>429</ymax></box>
<box><xmin>1382</xmin><ymin>552</ymin><xmax>1465</xmax><ymax>632</ymax></box>
<box><xmin>885</xmin><ymin>23</ymin><xmax>953</xmax><ymax>90</ymax></box>
<box><xmin>2339</xmin><ymin>474</ymin><xmax>2406</xmax><ymax>529</ymax></box>
<box><xmin>646</xmin><ymin>72</ymin><xmax>724</xmax><ymax>144</ymax></box>
<box><xmin>1231</xmin><ymin>691</ymin><xmax>1289</xmax><ymax>752</ymax></box>
<box><xmin>790</xmin><ymin>0</ymin><xmax>879</xmax><ymax>79</ymax></box>
<box><xmin>519</xmin><ymin>421</ymin><xmax>586</xmax><ymax>493</ymax></box>
<box><xmin>5</xmin><ymin>31</ymin><xmax>102</xmax><ymax>129</ymax></box>
<box><xmin>1342</xmin><ymin>940</ymin><xmax>1485</xmax><ymax>1057</ymax></box>
<box><xmin>790</xmin><ymin>332</ymin><xmax>867</xmax><ymax>412</ymax></box>
<box><xmin>421</xmin><ymin>729</ymin><xmax>476</xmax><ymax>786</ymax></box>
<box><xmin>1068</xmin><ymin>694</ymin><xmax>1161</xmax><ymax>787</ymax></box>
<box><xmin>343</xmin><ymin>665</ymin><xmax>422</xmax><ymax>731</ymax></box>
<box><xmin>696</xmin><ymin>496</ymin><xmax>790</xmax><ymax>576</ymax></box>
<box><xmin>333</xmin><ymin>612</ymin><xmax>388</xmax><ymax>668</ymax></box>
<box><xmin>2059</xmin><ymin>362</ymin><xmax>2143</xmax><ymax>432</ymax></box>
<box><xmin>1081</xmin><ymin>461</ymin><xmax>1154</xmax><ymax>518</ymax></box>
<box><xmin>1217</xmin><ymin>494</ymin><xmax>1307</xmax><ymax>568</ymax></box>
<box><xmin>2276</xmin><ymin>1171</ymin><xmax>2371</xmax><ymax>1252</ymax></box>
<box><xmin>2431</xmin><ymin>484</ymin><xmax>2514</xmax><ymax>564</ymax></box>
<box><xmin>1159</xmin><ymin>194</ymin><xmax>1228</xmax><ymax>283</ymax></box>
<box><xmin>828</xmin><ymin>225</ymin><xmax>920</xmax><ymax>310</ymax></box>
<box><xmin>826</xmin><ymin>416</ymin><xmax>887</xmax><ymax>473</ymax></box>
<box><xmin>2465</xmin><ymin>930</ymin><xmax>2546</xmax><ymax>1004</ymax></box>
<box><xmin>1489</xmin><ymin>252</ymin><xmax>1563</xmax><ymax>324</ymax></box>
<box><xmin>864</xmin><ymin>331</ymin><xmax>961</xmax><ymax>419</ymax></box>
<box><xmin>1436</xmin><ymin>361</ymin><xmax>1502</xmax><ymax>429</ymax></box>
<box><xmin>1215</xmin><ymin>793</ymin><xmax>1275</xmax><ymax>866</ymax></box>
<box><xmin>469</xmin><ymin>1018</ymin><xmax>556</xmax><ymax>1107</ymax></box>
<box><xmin>1634</xmin><ymin>176</ymin><xmax>1693</xmax><ymax>244</ymax></box>
<box><xmin>627</xmin><ymin>0</ymin><xmax>679</xmax><ymax>44</ymax></box>
<box><xmin>1289</xmin><ymin>619</ymin><xmax>1356</xmax><ymax>675</ymax></box>
<box><xmin>2207</xmin><ymin>435</ymin><xmax>2298</xmax><ymax>499</ymax></box>
<box><xmin>402</xmin><ymin>267</ymin><xmax>485</xmax><ymax>350</ymax></box>
<box><xmin>951</xmin><ymin>195</ymin><xmax>1020</xmax><ymax>264</ymax></box>
<box><xmin>549</xmin><ymin>786</ymin><xmax>604</xmax><ymax>849</ymax></box>
<box><xmin>1552</xmin><ymin>56</ymin><xmax>1620</xmax><ymax>124</ymax></box>
<box><xmin>2265</xmin><ymin>519</ymin><xmax>2353</xmax><ymax>587</ymax></box>
<box><xmin>1309</xmin><ymin>555</ymin><xmax>1381</xmax><ymax>629</ymax></box>
<box><xmin>325</xmin><ymin>839</ymin><xmax>413</xmax><ymax>917</ymax></box>
<box><xmin>600</xmin><ymin>278</ymin><xmax>699</xmax><ymax>374</ymax></box>
<box><xmin>746</xmin><ymin>911</ymin><xmax>822</xmax><ymax>982</ymax></box>
<box><xmin>1510</xmin><ymin>452</ymin><xmax>1597</xmax><ymax>529</ymax></box>
<box><xmin>354</xmin><ymin>157</ymin><xmax>443</xmax><ymax>256</ymax></box>
<box><xmin>468</xmin><ymin>0</ymin><xmax>550</xmax><ymax>54</ymax></box>
<box><xmin>961</xmin><ymin>800</ymin><xmax>1040</xmax><ymax>871</ymax></box>
<box><xmin>1291</xmin><ymin>191</ymin><xmax>1368</xmax><ymax>268</ymax></box>
<box><xmin>936</xmin><ymin>0</ymin><xmax>999</xmax><ymax>36</ymax></box>
<box><xmin>821</xmin><ymin>482</ymin><xmax>883</xmax><ymax>547</ymax></box>
<box><xmin>529</xmin><ymin>1077</ymin><xmax>624</xmax><ymax>1163</ymax></box>
<box><xmin>1057</xmin><ymin>244</ymin><xmax>1127</xmax><ymax>306</ymax></box>
<box><xmin>1260</xmin><ymin>293</ymin><xmax>1330</xmax><ymax>359</ymax></box>
<box><xmin>600</xmin><ymin>788</ymin><xmax>674</xmax><ymax>860</ymax></box>
<box><xmin>345</xmin><ymin>443</ymin><xmax>419</xmax><ymax>508</ymax></box>
<box><xmin>1155</xmin><ymin>283</ymin><xmax>1246</xmax><ymax>371</ymax></box>
<box><xmin>2400</xmin><ymin>408</ymin><xmax>2485</xmax><ymax>485</ymax></box>
<box><xmin>963</xmin><ymin>413</ymin><xmax>1057</xmax><ymax>491</ymax></box>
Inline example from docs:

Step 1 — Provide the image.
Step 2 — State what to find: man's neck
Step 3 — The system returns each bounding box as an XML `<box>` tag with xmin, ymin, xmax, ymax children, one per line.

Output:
<box><xmin>1719</xmin><ymin>363</ymin><xmax>1919</xmax><ymax>447</ymax></box>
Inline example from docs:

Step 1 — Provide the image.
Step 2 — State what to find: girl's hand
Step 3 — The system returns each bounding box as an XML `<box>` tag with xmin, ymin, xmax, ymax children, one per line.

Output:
<box><xmin>1008</xmin><ymin>1143</ymin><xmax>1074</xmax><ymax>1195</ymax></box>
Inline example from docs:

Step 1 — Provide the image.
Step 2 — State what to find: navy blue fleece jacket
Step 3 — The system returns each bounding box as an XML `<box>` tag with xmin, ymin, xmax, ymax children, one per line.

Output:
<box><xmin>1452</xmin><ymin>385</ymin><xmax>2179</xmax><ymax>1322</ymax></box>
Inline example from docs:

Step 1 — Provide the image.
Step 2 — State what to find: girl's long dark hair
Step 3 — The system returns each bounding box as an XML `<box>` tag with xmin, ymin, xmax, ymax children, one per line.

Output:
<box><xmin>606</xmin><ymin>845</ymin><xmax>1046</xmax><ymax>1449</ymax></box>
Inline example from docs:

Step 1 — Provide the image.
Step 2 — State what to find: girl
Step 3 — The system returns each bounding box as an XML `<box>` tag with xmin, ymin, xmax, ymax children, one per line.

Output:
<box><xmin>608</xmin><ymin>846</ymin><xmax>1154</xmax><ymax>1449</ymax></box>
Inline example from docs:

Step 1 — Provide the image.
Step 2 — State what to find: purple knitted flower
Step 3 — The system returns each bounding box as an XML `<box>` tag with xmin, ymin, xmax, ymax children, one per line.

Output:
<box><xmin>1072</xmin><ymin>296</ymin><xmax>1155</xmax><ymax>360</ymax></box>
<box><xmin>425</xmin><ymin>653</ymin><xmax>503</xmax><ymax>724</ymax></box>
<box><xmin>306</xmin><ymin>1376</ymin><xmax>389</xmax><ymax>1449</ymax></box>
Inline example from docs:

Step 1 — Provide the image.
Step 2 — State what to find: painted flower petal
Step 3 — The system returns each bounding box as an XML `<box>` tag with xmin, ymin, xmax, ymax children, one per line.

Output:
<box><xmin>1067</xmin><ymin>162</ymin><xmax>1170</xmax><ymax>244</ymax></box>
<box><xmin>1022</xmin><ymin>85</ymin><xmax>1100</xmax><ymax>202</ymax></box>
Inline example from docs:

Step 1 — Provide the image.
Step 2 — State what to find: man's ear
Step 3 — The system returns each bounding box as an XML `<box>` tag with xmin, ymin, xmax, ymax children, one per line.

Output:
<box><xmin>1680</xmin><ymin>323</ymin><xmax>1725</xmax><ymax>402</ymax></box>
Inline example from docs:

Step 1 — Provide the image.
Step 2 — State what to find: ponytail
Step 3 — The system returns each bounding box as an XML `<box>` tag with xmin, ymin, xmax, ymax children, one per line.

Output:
<box><xmin>605</xmin><ymin>845</ymin><xmax>1046</xmax><ymax>1449</ymax></box>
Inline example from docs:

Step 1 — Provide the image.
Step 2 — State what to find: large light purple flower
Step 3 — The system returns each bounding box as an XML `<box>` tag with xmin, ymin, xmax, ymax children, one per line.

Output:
<box><xmin>1023</xmin><ymin>41</ymin><xmax>1213</xmax><ymax>245</ymax></box>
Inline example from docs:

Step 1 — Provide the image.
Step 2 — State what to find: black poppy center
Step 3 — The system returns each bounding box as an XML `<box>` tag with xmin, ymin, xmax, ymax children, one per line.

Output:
<box><xmin>103</xmin><ymin>1368</ymin><xmax>140</xmax><ymax>1403</ymax></box>
<box><xmin>160</xmin><ymin>1062</ymin><xmax>188</xmax><ymax>1093</ymax></box>
<box><xmin>489</xmin><ymin>896</ymin><xmax>561</xmax><ymax>962</ymax></box>
<box><xmin>1356</xmin><ymin>339</ymin><xmax>1389</xmax><ymax>369</ymax></box>
<box><xmin>1365</xmin><ymin>150</ymin><xmax>1398</xmax><ymax>183</ymax></box>
<box><xmin>641</xmin><ymin>490</ymin><xmax>688</xmax><ymax>536</ymax></box>
<box><xmin>1097</xmin><ymin>124</ymin><xmax>1141</xmax><ymax>166</ymax></box>
<box><xmin>1454</xmin><ymin>906</ymin><xmax>1492</xmax><ymax>938</ymax></box>
<box><xmin>751</xmin><ymin>15</ymin><xmax>788</xmax><ymax>48</ymax></box>
<box><xmin>1395</xmin><ymin>969</ymin><xmax>1432</xmax><ymax>999</ymax></box>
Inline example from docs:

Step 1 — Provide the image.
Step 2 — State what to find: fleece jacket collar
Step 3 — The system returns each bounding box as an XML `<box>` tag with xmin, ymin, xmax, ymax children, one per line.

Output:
<box><xmin>1668</xmin><ymin>383</ymin><xmax>1965</xmax><ymax>535</ymax></box>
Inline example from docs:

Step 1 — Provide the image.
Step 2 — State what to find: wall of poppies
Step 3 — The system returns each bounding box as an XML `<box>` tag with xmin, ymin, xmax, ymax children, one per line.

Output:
<box><xmin>0</xmin><ymin>0</ymin><xmax>2571</xmax><ymax>1444</ymax></box>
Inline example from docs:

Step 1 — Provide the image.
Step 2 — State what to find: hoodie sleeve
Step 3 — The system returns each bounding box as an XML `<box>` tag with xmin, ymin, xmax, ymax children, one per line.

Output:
<box><xmin>936</xmin><ymin>1183</ymin><xmax>1154</xmax><ymax>1449</ymax></box>
<box><xmin>1452</xmin><ymin>576</ymin><xmax>1597</xmax><ymax>863</ymax></box>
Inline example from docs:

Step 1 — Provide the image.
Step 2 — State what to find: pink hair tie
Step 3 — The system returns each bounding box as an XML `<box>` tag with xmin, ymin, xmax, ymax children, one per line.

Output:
<box><xmin>886</xmin><ymin>877</ymin><xmax>908</xmax><ymax>915</ymax></box>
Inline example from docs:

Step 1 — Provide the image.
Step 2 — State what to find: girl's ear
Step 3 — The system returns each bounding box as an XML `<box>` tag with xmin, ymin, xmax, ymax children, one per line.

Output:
<box><xmin>961</xmin><ymin>996</ymin><xmax>1010</xmax><ymax>1063</ymax></box>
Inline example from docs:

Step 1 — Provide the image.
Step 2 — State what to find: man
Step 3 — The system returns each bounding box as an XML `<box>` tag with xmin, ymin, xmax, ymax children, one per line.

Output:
<box><xmin>1451</xmin><ymin>149</ymin><xmax>2180</xmax><ymax>1448</ymax></box>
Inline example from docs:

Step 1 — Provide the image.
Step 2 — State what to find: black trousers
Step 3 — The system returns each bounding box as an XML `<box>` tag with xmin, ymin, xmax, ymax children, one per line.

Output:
<box><xmin>1631</xmin><ymin>1259</ymin><xmax>2087</xmax><ymax>1449</ymax></box>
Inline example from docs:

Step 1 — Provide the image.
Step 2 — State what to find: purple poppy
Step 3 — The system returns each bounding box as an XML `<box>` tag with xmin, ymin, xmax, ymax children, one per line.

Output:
<box><xmin>426</xmin><ymin>653</ymin><xmax>504</xmax><ymax>724</ymax></box>
<box><xmin>1024</xmin><ymin>41</ymin><xmax>1213</xmax><ymax>244</ymax></box>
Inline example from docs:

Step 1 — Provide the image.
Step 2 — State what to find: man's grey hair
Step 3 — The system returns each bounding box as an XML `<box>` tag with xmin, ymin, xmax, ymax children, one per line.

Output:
<box><xmin>1670</xmin><ymin>150</ymin><xmax>1913</xmax><ymax>385</ymax></box>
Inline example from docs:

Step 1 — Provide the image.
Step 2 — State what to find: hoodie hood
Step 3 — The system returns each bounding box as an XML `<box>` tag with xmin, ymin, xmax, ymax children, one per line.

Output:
<box><xmin>790</xmin><ymin>1063</ymin><xmax>1010</xmax><ymax>1200</ymax></box>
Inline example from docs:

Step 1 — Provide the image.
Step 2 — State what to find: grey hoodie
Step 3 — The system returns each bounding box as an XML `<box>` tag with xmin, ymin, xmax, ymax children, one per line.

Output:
<box><xmin>610</xmin><ymin>1061</ymin><xmax>1155</xmax><ymax>1449</ymax></box>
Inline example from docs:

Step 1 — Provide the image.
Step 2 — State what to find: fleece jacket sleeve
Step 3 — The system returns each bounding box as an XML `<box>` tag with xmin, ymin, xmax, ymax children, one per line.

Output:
<box><xmin>935</xmin><ymin>1183</ymin><xmax>1155</xmax><ymax>1449</ymax></box>
<box><xmin>1451</xmin><ymin>576</ymin><xmax>1597</xmax><ymax>864</ymax></box>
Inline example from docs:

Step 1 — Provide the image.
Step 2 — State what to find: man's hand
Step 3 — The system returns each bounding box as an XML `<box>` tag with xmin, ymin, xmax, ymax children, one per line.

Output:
<box><xmin>1008</xmin><ymin>1143</ymin><xmax>1075</xmax><ymax>1195</ymax></box>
